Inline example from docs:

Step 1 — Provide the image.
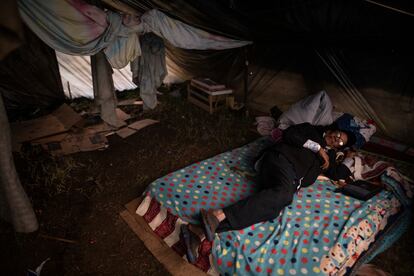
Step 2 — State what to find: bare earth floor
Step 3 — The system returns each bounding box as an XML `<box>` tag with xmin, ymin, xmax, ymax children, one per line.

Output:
<box><xmin>1</xmin><ymin>94</ymin><xmax>413</xmax><ymax>275</ymax></box>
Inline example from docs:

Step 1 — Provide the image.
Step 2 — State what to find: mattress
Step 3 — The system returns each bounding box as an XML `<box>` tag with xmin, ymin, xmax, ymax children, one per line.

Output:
<box><xmin>135</xmin><ymin>138</ymin><xmax>412</xmax><ymax>275</ymax></box>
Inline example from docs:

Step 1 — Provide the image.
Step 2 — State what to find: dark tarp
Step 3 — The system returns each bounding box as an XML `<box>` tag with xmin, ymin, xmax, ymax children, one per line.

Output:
<box><xmin>0</xmin><ymin>0</ymin><xmax>24</xmax><ymax>60</ymax></box>
<box><xmin>0</xmin><ymin>25</ymin><xmax>65</xmax><ymax>121</ymax></box>
<box><xmin>118</xmin><ymin>0</ymin><xmax>414</xmax><ymax>145</ymax></box>
<box><xmin>119</xmin><ymin>0</ymin><xmax>414</xmax><ymax>92</ymax></box>
<box><xmin>121</xmin><ymin>0</ymin><xmax>413</xmax><ymax>44</ymax></box>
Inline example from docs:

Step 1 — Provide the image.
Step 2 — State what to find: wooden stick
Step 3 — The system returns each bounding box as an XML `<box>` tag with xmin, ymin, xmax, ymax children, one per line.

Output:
<box><xmin>39</xmin><ymin>234</ymin><xmax>78</xmax><ymax>244</ymax></box>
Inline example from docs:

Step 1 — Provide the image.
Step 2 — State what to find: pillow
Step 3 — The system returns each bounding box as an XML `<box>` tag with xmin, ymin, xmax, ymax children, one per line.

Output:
<box><xmin>335</xmin><ymin>113</ymin><xmax>376</xmax><ymax>148</ymax></box>
<box><xmin>277</xmin><ymin>90</ymin><xmax>334</xmax><ymax>129</ymax></box>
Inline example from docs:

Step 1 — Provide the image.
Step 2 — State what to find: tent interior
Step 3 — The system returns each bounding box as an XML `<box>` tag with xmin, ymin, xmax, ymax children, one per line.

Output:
<box><xmin>0</xmin><ymin>0</ymin><xmax>413</xmax><ymax>275</ymax></box>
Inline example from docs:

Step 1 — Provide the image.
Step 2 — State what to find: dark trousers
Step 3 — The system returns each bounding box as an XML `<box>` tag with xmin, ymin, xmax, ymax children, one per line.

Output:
<box><xmin>217</xmin><ymin>152</ymin><xmax>297</xmax><ymax>231</ymax></box>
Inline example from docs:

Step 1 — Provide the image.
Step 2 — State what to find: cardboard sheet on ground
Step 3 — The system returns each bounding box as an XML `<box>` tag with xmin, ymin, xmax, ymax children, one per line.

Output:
<box><xmin>41</xmin><ymin>129</ymin><xmax>108</xmax><ymax>156</ymax></box>
<box><xmin>116</xmin><ymin>119</ymin><xmax>159</xmax><ymax>139</ymax></box>
<box><xmin>11</xmin><ymin>104</ymin><xmax>82</xmax><ymax>143</ymax></box>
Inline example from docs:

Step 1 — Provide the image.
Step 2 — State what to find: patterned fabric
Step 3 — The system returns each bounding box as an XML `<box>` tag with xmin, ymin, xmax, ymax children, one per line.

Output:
<box><xmin>212</xmin><ymin>179</ymin><xmax>401</xmax><ymax>276</ymax></box>
<box><xmin>335</xmin><ymin>113</ymin><xmax>376</xmax><ymax>149</ymax></box>
<box><xmin>142</xmin><ymin>138</ymin><xmax>270</xmax><ymax>224</ymax></box>
<box><xmin>137</xmin><ymin>193</ymin><xmax>217</xmax><ymax>273</ymax></box>
<box><xmin>136</xmin><ymin>137</ymin><xmax>411</xmax><ymax>275</ymax></box>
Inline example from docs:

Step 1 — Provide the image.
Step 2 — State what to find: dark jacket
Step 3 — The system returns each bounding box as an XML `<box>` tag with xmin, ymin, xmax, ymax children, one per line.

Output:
<box><xmin>264</xmin><ymin>123</ymin><xmax>350</xmax><ymax>186</ymax></box>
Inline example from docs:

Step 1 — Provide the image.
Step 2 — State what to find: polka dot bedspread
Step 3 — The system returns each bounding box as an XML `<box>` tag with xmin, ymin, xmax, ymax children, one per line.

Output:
<box><xmin>145</xmin><ymin>138</ymin><xmax>403</xmax><ymax>275</ymax></box>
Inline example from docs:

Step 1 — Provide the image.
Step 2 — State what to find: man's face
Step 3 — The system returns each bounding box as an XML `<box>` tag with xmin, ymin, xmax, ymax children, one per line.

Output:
<box><xmin>325</xmin><ymin>130</ymin><xmax>348</xmax><ymax>149</ymax></box>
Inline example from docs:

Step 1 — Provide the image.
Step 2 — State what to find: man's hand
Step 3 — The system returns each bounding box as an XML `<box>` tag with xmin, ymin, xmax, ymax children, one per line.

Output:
<box><xmin>331</xmin><ymin>179</ymin><xmax>347</xmax><ymax>187</ymax></box>
<box><xmin>318</xmin><ymin>148</ymin><xmax>330</xmax><ymax>170</ymax></box>
<box><xmin>345</xmin><ymin>150</ymin><xmax>356</xmax><ymax>159</ymax></box>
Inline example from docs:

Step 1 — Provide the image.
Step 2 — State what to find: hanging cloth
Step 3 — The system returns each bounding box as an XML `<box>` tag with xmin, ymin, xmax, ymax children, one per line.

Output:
<box><xmin>18</xmin><ymin>0</ymin><xmax>142</xmax><ymax>68</ymax></box>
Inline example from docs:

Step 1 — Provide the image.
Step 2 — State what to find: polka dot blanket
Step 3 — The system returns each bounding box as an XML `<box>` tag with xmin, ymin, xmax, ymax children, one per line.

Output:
<box><xmin>138</xmin><ymin>137</ymin><xmax>410</xmax><ymax>275</ymax></box>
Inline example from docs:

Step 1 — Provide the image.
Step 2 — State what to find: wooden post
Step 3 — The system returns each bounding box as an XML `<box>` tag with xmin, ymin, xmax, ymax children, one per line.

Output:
<box><xmin>91</xmin><ymin>51</ymin><xmax>123</xmax><ymax>128</ymax></box>
<box><xmin>67</xmin><ymin>81</ymin><xmax>72</xmax><ymax>101</ymax></box>
<box><xmin>0</xmin><ymin>95</ymin><xmax>38</xmax><ymax>233</ymax></box>
<box><xmin>243</xmin><ymin>46</ymin><xmax>249</xmax><ymax>117</ymax></box>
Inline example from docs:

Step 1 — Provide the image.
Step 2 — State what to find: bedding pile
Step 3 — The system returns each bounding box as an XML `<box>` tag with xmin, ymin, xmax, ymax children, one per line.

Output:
<box><xmin>135</xmin><ymin>138</ymin><xmax>412</xmax><ymax>275</ymax></box>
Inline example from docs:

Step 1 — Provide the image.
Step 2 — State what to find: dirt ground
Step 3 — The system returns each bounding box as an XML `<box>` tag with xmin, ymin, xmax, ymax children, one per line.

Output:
<box><xmin>1</xmin><ymin>91</ymin><xmax>413</xmax><ymax>275</ymax></box>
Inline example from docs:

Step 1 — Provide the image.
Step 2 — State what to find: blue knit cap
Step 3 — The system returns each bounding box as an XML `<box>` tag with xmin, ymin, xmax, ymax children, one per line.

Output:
<box><xmin>335</xmin><ymin>113</ymin><xmax>367</xmax><ymax>149</ymax></box>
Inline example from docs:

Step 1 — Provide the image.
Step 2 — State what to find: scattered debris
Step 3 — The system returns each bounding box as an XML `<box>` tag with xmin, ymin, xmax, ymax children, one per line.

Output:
<box><xmin>10</xmin><ymin>103</ymin><xmax>159</xmax><ymax>155</ymax></box>
<box><xmin>47</xmin><ymin>131</ymin><xmax>108</xmax><ymax>156</ymax></box>
<box><xmin>27</xmin><ymin>257</ymin><xmax>51</xmax><ymax>276</ymax></box>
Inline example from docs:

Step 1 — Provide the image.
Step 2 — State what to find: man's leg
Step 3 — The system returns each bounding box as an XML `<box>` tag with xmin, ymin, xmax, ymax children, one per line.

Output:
<box><xmin>217</xmin><ymin>152</ymin><xmax>297</xmax><ymax>231</ymax></box>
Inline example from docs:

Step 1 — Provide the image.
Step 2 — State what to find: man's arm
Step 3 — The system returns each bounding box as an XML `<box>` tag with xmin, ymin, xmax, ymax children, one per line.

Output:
<box><xmin>324</xmin><ymin>150</ymin><xmax>352</xmax><ymax>181</ymax></box>
<box><xmin>282</xmin><ymin>123</ymin><xmax>324</xmax><ymax>148</ymax></box>
<box><xmin>283</xmin><ymin>123</ymin><xmax>329</xmax><ymax>168</ymax></box>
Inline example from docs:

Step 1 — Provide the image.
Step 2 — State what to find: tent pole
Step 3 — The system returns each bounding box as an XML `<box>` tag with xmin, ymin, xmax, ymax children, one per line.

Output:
<box><xmin>243</xmin><ymin>46</ymin><xmax>249</xmax><ymax>117</ymax></box>
<box><xmin>0</xmin><ymin>94</ymin><xmax>38</xmax><ymax>233</ymax></box>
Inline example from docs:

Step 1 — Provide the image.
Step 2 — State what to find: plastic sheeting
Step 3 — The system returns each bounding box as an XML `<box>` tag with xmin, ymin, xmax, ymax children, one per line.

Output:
<box><xmin>120</xmin><ymin>0</ymin><xmax>413</xmax><ymax>145</ymax></box>
<box><xmin>18</xmin><ymin>0</ymin><xmax>250</xmax><ymax>108</ymax></box>
<box><xmin>0</xmin><ymin>26</ymin><xmax>64</xmax><ymax>119</ymax></box>
<box><xmin>57</xmin><ymin>52</ymin><xmax>136</xmax><ymax>99</ymax></box>
<box><xmin>18</xmin><ymin>0</ymin><xmax>142</xmax><ymax>69</ymax></box>
<box><xmin>122</xmin><ymin>0</ymin><xmax>413</xmax><ymax>43</ymax></box>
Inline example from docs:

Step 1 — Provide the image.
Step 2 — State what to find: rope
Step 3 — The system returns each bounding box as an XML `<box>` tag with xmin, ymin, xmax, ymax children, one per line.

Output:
<box><xmin>364</xmin><ymin>0</ymin><xmax>414</xmax><ymax>17</ymax></box>
<box><xmin>315</xmin><ymin>49</ymin><xmax>390</xmax><ymax>136</ymax></box>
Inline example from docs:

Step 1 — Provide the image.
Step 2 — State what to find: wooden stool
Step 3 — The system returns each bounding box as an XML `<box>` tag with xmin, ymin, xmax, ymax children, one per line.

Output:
<box><xmin>187</xmin><ymin>84</ymin><xmax>233</xmax><ymax>114</ymax></box>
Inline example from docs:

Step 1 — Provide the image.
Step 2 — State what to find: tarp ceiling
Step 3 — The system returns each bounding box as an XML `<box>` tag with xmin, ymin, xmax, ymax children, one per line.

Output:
<box><xmin>115</xmin><ymin>0</ymin><xmax>414</xmax><ymax>144</ymax></box>
<box><xmin>1</xmin><ymin>0</ymin><xmax>413</xmax><ymax>143</ymax></box>
<box><xmin>121</xmin><ymin>0</ymin><xmax>413</xmax><ymax>44</ymax></box>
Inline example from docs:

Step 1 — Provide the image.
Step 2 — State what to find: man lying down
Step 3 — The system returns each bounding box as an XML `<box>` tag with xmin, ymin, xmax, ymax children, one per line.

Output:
<box><xmin>181</xmin><ymin>122</ymin><xmax>356</xmax><ymax>263</ymax></box>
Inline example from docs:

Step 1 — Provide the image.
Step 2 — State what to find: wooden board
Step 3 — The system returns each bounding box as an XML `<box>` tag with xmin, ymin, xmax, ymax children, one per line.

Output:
<box><xmin>45</xmin><ymin>130</ymin><xmax>108</xmax><ymax>156</ymax></box>
<box><xmin>52</xmin><ymin>104</ymin><xmax>83</xmax><ymax>129</ymax></box>
<box><xmin>118</xmin><ymin>99</ymin><xmax>143</xmax><ymax>106</ymax></box>
<box><xmin>116</xmin><ymin>127</ymin><xmax>137</xmax><ymax>138</ymax></box>
<box><xmin>31</xmin><ymin>133</ymin><xmax>69</xmax><ymax>145</ymax></box>
<box><xmin>115</xmin><ymin>108</ymin><xmax>131</xmax><ymax>121</ymax></box>
<box><xmin>188</xmin><ymin>95</ymin><xmax>212</xmax><ymax>114</ymax></box>
<box><xmin>120</xmin><ymin>198</ymin><xmax>208</xmax><ymax>276</ymax></box>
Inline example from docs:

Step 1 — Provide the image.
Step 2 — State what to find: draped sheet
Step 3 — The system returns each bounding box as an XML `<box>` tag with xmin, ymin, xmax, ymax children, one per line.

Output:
<box><xmin>18</xmin><ymin>0</ymin><xmax>251</xmax><ymax>108</ymax></box>
<box><xmin>18</xmin><ymin>0</ymin><xmax>142</xmax><ymax>68</ymax></box>
<box><xmin>133</xmin><ymin>9</ymin><xmax>251</xmax><ymax>109</ymax></box>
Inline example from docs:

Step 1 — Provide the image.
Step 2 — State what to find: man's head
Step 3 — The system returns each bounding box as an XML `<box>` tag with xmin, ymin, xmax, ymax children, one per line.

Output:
<box><xmin>324</xmin><ymin>129</ymin><xmax>355</xmax><ymax>149</ymax></box>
